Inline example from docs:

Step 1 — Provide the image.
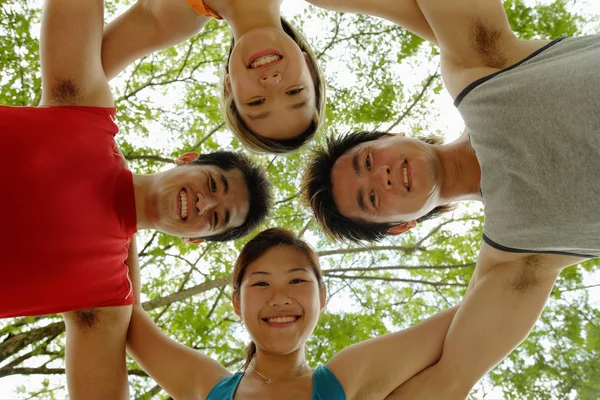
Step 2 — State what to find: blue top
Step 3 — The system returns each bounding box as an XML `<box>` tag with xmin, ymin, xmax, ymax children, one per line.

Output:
<box><xmin>206</xmin><ymin>365</ymin><xmax>346</xmax><ymax>400</ymax></box>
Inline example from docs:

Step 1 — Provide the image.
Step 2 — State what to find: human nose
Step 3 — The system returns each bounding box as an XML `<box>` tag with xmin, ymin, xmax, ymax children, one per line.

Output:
<box><xmin>375</xmin><ymin>165</ymin><xmax>393</xmax><ymax>190</ymax></box>
<box><xmin>268</xmin><ymin>286</ymin><xmax>292</xmax><ymax>307</ymax></box>
<box><xmin>259</xmin><ymin>72</ymin><xmax>282</xmax><ymax>86</ymax></box>
<box><xmin>195</xmin><ymin>193</ymin><xmax>217</xmax><ymax>216</ymax></box>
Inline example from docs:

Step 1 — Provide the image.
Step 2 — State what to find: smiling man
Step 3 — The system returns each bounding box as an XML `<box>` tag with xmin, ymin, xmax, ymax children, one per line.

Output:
<box><xmin>0</xmin><ymin>1</ymin><xmax>272</xmax><ymax>398</ymax></box>
<box><xmin>302</xmin><ymin>0</ymin><xmax>599</xmax><ymax>398</ymax></box>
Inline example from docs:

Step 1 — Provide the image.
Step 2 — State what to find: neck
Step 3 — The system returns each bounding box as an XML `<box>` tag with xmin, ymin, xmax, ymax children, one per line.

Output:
<box><xmin>205</xmin><ymin>0</ymin><xmax>283</xmax><ymax>39</ymax></box>
<box><xmin>435</xmin><ymin>133</ymin><xmax>482</xmax><ymax>202</ymax></box>
<box><xmin>248</xmin><ymin>347</ymin><xmax>308</xmax><ymax>382</ymax></box>
<box><xmin>131</xmin><ymin>174</ymin><xmax>154</xmax><ymax>230</ymax></box>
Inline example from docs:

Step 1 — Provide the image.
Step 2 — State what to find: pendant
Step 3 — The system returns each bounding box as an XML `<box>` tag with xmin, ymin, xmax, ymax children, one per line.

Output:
<box><xmin>266</xmin><ymin>379</ymin><xmax>273</xmax><ymax>384</ymax></box>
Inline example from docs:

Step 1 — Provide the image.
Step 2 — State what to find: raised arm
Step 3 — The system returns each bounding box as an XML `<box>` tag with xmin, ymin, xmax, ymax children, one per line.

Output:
<box><xmin>326</xmin><ymin>304</ymin><xmax>459</xmax><ymax>399</ymax></box>
<box><xmin>304</xmin><ymin>0</ymin><xmax>438</xmax><ymax>45</ymax></box>
<box><xmin>126</xmin><ymin>304</ymin><xmax>229</xmax><ymax>399</ymax></box>
<box><xmin>385</xmin><ymin>246</ymin><xmax>584</xmax><ymax>399</ymax></box>
<box><xmin>63</xmin><ymin>239</ymin><xmax>139</xmax><ymax>400</ymax></box>
<box><xmin>40</xmin><ymin>0</ymin><xmax>113</xmax><ymax>107</ymax></box>
<box><xmin>102</xmin><ymin>0</ymin><xmax>210</xmax><ymax>81</ymax></box>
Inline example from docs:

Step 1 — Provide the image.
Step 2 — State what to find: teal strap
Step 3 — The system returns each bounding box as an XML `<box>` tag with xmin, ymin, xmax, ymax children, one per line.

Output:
<box><xmin>206</xmin><ymin>372</ymin><xmax>243</xmax><ymax>400</ymax></box>
<box><xmin>312</xmin><ymin>365</ymin><xmax>346</xmax><ymax>400</ymax></box>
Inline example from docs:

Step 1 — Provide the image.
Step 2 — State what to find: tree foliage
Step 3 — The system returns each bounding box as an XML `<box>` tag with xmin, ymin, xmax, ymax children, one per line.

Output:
<box><xmin>0</xmin><ymin>1</ymin><xmax>598</xmax><ymax>398</ymax></box>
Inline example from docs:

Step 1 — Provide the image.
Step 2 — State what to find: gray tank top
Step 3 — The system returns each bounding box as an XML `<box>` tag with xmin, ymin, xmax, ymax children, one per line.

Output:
<box><xmin>456</xmin><ymin>36</ymin><xmax>600</xmax><ymax>258</ymax></box>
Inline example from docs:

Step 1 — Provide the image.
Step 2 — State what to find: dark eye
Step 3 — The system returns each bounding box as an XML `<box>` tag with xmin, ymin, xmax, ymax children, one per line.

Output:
<box><xmin>210</xmin><ymin>177</ymin><xmax>217</xmax><ymax>193</ymax></box>
<box><xmin>365</xmin><ymin>154</ymin><xmax>372</xmax><ymax>171</ymax></box>
<box><xmin>252</xmin><ymin>282</ymin><xmax>268</xmax><ymax>287</ymax></box>
<box><xmin>213</xmin><ymin>211</ymin><xmax>219</xmax><ymax>229</ymax></box>
<box><xmin>369</xmin><ymin>190</ymin><xmax>376</xmax><ymax>207</ymax></box>
<box><xmin>286</xmin><ymin>87</ymin><xmax>304</xmax><ymax>95</ymax></box>
<box><xmin>248</xmin><ymin>98</ymin><xmax>265</xmax><ymax>106</ymax></box>
<box><xmin>290</xmin><ymin>278</ymin><xmax>306</xmax><ymax>284</ymax></box>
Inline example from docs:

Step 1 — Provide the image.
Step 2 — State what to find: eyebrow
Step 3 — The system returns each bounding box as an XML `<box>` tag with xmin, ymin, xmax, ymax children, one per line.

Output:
<box><xmin>353</xmin><ymin>152</ymin><xmax>369</xmax><ymax>214</ymax></box>
<box><xmin>249</xmin><ymin>268</ymin><xmax>309</xmax><ymax>276</ymax></box>
<box><xmin>220</xmin><ymin>174</ymin><xmax>229</xmax><ymax>194</ymax></box>
<box><xmin>357</xmin><ymin>188</ymin><xmax>368</xmax><ymax>214</ymax></box>
<box><xmin>224</xmin><ymin>210</ymin><xmax>231</xmax><ymax>227</ymax></box>
<box><xmin>352</xmin><ymin>152</ymin><xmax>361</xmax><ymax>176</ymax></box>
<box><xmin>247</xmin><ymin>111</ymin><xmax>271</xmax><ymax>120</ymax></box>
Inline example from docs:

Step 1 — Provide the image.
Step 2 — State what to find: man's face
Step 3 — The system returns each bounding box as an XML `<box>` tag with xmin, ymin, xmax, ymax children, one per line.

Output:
<box><xmin>148</xmin><ymin>164</ymin><xmax>250</xmax><ymax>238</ymax></box>
<box><xmin>330</xmin><ymin>134</ymin><xmax>441</xmax><ymax>224</ymax></box>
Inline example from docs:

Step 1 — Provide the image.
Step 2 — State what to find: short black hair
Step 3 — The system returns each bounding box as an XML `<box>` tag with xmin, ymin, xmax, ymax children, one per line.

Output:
<box><xmin>302</xmin><ymin>131</ymin><xmax>452</xmax><ymax>243</ymax></box>
<box><xmin>190</xmin><ymin>151</ymin><xmax>273</xmax><ymax>242</ymax></box>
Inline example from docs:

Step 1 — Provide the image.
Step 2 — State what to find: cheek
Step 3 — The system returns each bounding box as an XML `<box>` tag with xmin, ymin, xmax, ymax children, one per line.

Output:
<box><xmin>240</xmin><ymin>290</ymin><xmax>264</xmax><ymax>319</ymax></box>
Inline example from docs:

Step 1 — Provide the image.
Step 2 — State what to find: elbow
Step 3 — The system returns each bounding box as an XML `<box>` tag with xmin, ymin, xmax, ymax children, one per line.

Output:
<box><xmin>432</xmin><ymin>358</ymin><xmax>477</xmax><ymax>400</ymax></box>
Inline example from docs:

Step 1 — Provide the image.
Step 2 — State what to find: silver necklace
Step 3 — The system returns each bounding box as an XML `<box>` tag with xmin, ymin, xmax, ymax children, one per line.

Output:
<box><xmin>249</xmin><ymin>361</ymin><xmax>306</xmax><ymax>385</ymax></box>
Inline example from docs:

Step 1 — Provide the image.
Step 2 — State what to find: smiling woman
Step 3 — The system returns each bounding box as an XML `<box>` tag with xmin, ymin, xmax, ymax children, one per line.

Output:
<box><xmin>219</xmin><ymin>17</ymin><xmax>326</xmax><ymax>153</ymax></box>
<box><xmin>123</xmin><ymin>227</ymin><xmax>460</xmax><ymax>400</ymax></box>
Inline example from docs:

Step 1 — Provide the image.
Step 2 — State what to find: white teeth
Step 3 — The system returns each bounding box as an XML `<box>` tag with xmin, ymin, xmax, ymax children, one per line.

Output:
<box><xmin>179</xmin><ymin>189</ymin><xmax>188</xmax><ymax>219</ymax></box>
<box><xmin>267</xmin><ymin>316</ymin><xmax>297</xmax><ymax>324</ymax></box>
<box><xmin>403</xmin><ymin>164</ymin><xmax>409</xmax><ymax>189</ymax></box>
<box><xmin>250</xmin><ymin>54</ymin><xmax>281</xmax><ymax>68</ymax></box>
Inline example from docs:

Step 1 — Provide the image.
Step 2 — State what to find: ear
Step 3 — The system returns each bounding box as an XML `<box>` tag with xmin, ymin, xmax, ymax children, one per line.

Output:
<box><xmin>232</xmin><ymin>291</ymin><xmax>242</xmax><ymax>319</ymax></box>
<box><xmin>224</xmin><ymin>74</ymin><xmax>232</xmax><ymax>98</ymax></box>
<box><xmin>181</xmin><ymin>237</ymin><xmax>205</xmax><ymax>245</ymax></box>
<box><xmin>319</xmin><ymin>284</ymin><xmax>327</xmax><ymax>312</ymax></box>
<box><xmin>387</xmin><ymin>220</ymin><xmax>417</xmax><ymax>236</ymax></box>
<box><xmin>175</xmin><ymin>152</ymin><xmax>199</xmax><ymax>166</ymax></box>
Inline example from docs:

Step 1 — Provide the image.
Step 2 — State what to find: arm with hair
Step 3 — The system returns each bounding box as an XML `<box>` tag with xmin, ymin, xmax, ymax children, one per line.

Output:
<box><xmin>102</xmin><ymin>0</ymin><xmax>210</xmax><ymax>80</ymax></box>
<box><xmin>63</xmin><ymin>240</ymin><xmax>139</xmax><ymax>400</ymax></box>
<box><xmin>384</xmin><ymin>246</ymin><xmax>582</xmax><ymax>399</ymax></box>
<box><xmin>303</xmin><ymin>0</ymin><xmax>438</xmax><ymax>45</ymax></box>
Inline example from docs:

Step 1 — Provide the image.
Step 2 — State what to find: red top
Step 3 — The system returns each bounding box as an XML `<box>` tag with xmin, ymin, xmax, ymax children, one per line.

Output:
<box><xmin>0</xmin><ymin>106</ymin><xmax>137</xmax><ymax>318</ymax></box>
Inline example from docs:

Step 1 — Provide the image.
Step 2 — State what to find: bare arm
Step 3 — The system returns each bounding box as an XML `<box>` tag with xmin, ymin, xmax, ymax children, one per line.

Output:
<box><xmin>385</xmin><ymin>245</ymin><xmax>584</xmax><ymax>399</ymax></box>
<box><xmin>126</xmin><ymin>304</ymin><xmax>229</xmax><ymax>399</ymax></box>
<box><xmin>63</xmin><ymin>237</ymin><xmax>139</xmax><ymax>400</ymax></box>
<box><xmin>63</xmin><ymin>306</ymin><xmax>132</xmax><ymax>400</ymax></box>
<box><xmin>40</xmin><ymin>0</ymin><xmax>113</xmax><ymax>107</ymax></box>
<box><xmin>304</xmin><ymin>0</ymin><xmax>438</xmax><ymax>45</ymax></box>
<box><xmin>327</xmin><ymin>305</ymin><xmax>459</xmax><ymax>399</ymax></box>
<box><xmin>102</xmin><ymin>0</ymin><xmax>210</xmax><ymax>81</ymax></box>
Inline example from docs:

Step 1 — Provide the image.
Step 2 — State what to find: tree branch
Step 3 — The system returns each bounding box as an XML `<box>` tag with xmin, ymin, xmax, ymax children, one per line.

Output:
<box><xmin>325</xmin><ymin>263</ymin><xmax>475</xmax><ymax>273</ymax></box>
<box><xmin>0</xmin><ymin>321</ymin><xmax>64</xmax><ymax>363</ymax></box>
<box><xmin>323</xmin><ymin>273</ymin><xmax>467</xmax><ymax>287</ymax></box>
<box><xmin>142</xmin><ymin>276</ymin><xmax>230</xmax><ymax>311</ymax></box>
<box><xmin>125</xmin><ymin>154</ymin><xmax>174</xmax><ymax>164</ymax></box>
<box><xmin>318</xmin><ymin>245</ymin><xmax>425</xmax><ymax>257</ymax></box>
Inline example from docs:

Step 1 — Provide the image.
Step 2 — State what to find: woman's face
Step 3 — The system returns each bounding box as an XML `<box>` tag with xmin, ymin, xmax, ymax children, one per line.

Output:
<box><xmin>233</xmin><ymin>245</ymin><xmax>325</xmax><ymax>356</ymax></box>
<box><xmin>227</xmin><ymin>28</ymin><xmax>316</xmax><ymax>141</ymax></box>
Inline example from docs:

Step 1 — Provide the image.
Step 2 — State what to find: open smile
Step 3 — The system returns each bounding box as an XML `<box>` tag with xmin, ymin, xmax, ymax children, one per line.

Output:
<box><xmin>262</xmin><ymin>315</ymin><xmax>301</xmax><ymax>328</ymax></box>
<box><xmin>248</xmin><ymin>49</ymin><xmax>283</xmax><ymax>69</ymax></box>
<box><xmin>402</xmin><ymin>160</ymin><xmax>412</xmax><ymax>191</ymax></box>
<box><xmin>178</xmin><ymin>188</ymin><xmax>190</xmax><ymax>221</ymax></box>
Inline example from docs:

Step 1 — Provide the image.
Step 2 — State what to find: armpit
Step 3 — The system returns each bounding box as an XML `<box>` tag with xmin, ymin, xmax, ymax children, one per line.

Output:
<box><xmin>72</xmin><ymin>308</ymin><xmax>101</xmax><ymax>330</ymax></box>
<box><xmin>471</xmin><ymin>19</ymin><xmax>509</xmax><ymax>69</ymax></box>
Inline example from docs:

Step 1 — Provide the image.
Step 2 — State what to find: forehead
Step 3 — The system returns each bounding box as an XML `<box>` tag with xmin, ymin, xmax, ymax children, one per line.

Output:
<box><xmin>244</xmin><ymin>245</ymin><xmax>312</xmax><ymax>276</ymax></box>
